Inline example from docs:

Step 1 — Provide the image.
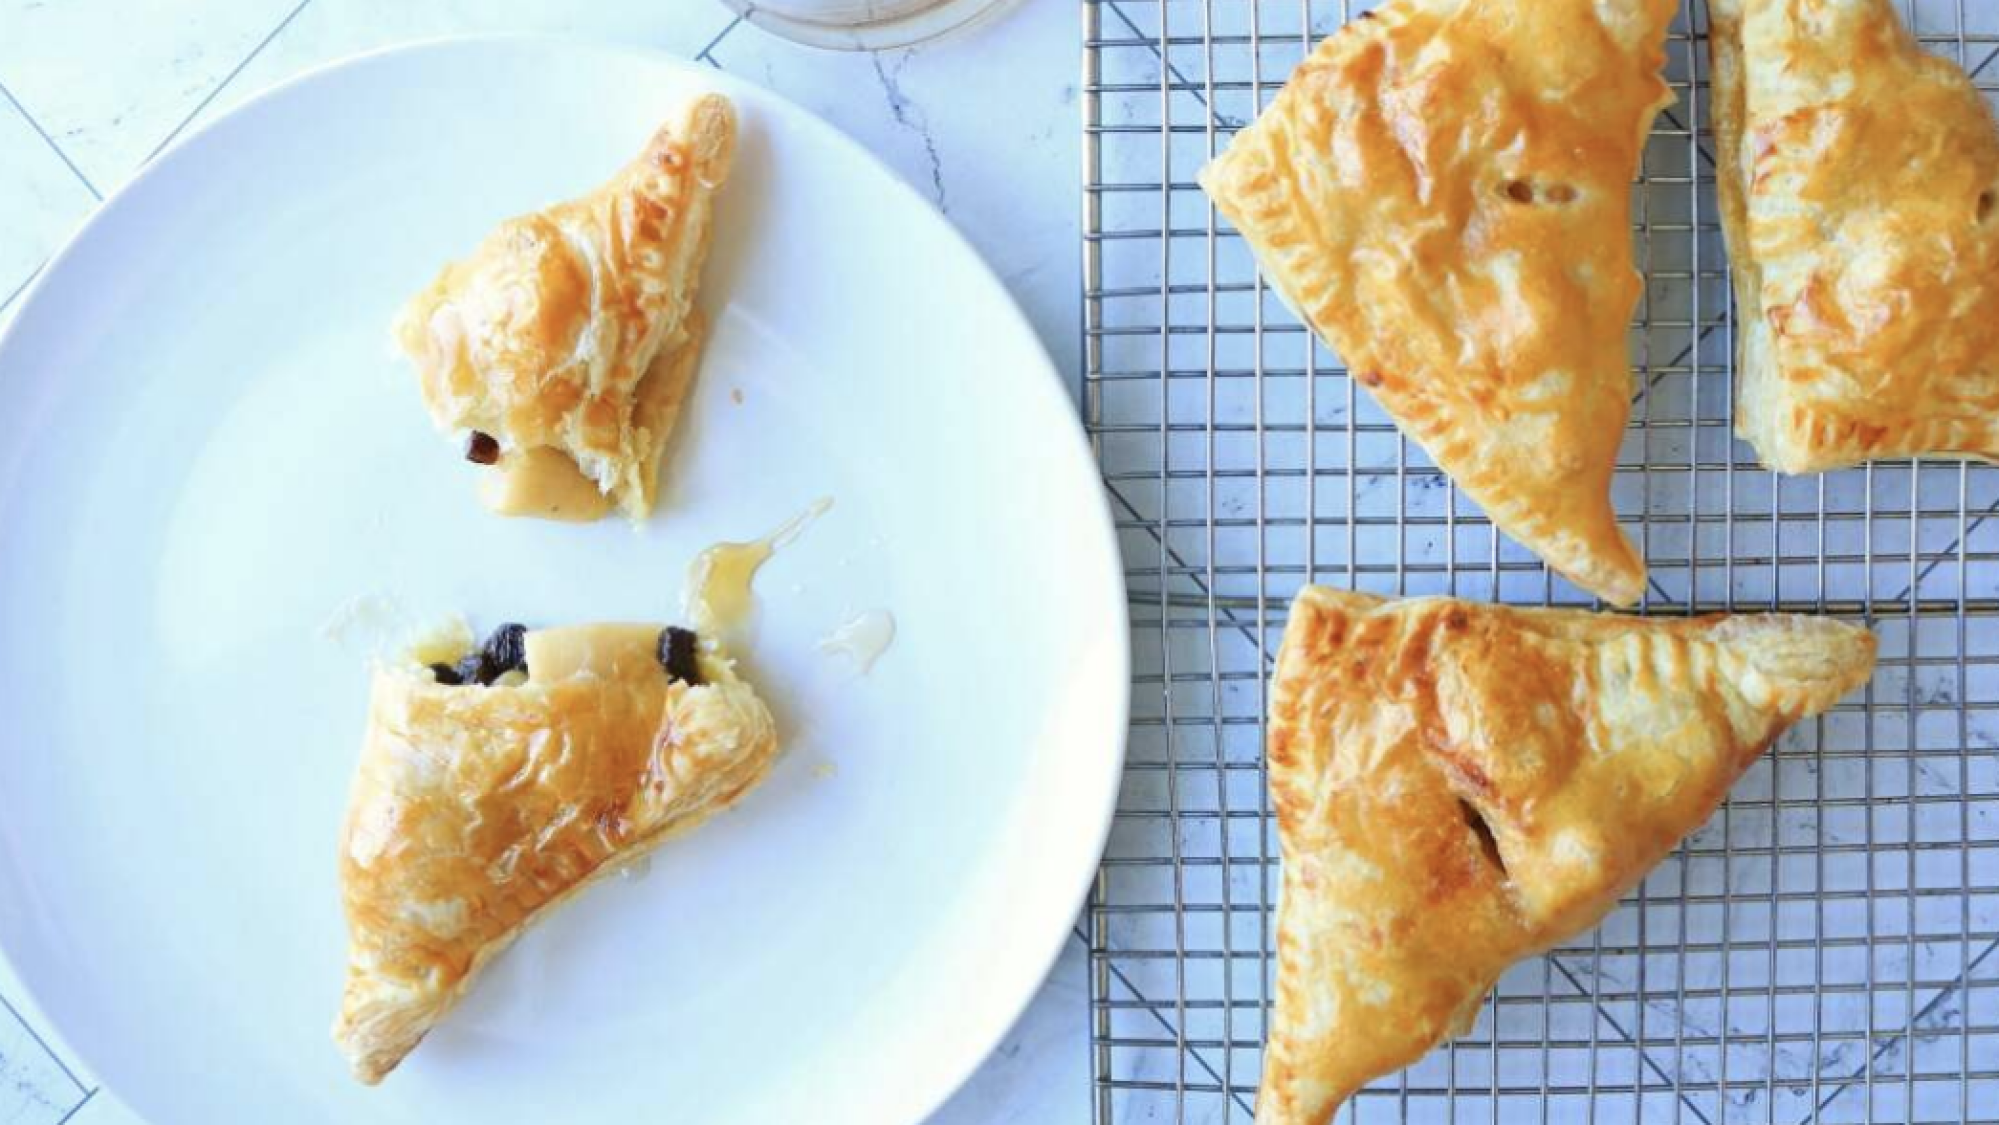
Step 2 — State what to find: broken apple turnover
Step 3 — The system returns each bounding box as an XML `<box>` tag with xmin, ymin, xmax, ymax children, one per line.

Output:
<box><xmin>333</xmin><ymin>618</ymin><xmax>777</xmax><ymax>1083</ymax></box>
<box><xmin>396</xmin><ymin>94</ymin><xmax>734</xmax><ymax>521</ymax></box>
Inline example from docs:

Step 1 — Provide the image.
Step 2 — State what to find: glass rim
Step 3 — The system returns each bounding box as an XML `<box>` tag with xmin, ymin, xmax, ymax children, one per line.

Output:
<box><xmin>717</xmin><ymin>0</ymin><xmax>1018</xmax><ymax>51</ymax></box>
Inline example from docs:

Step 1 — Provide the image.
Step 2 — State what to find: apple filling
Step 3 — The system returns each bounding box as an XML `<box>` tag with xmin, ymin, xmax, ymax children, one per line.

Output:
<box><xmin>425</xmin><ymin>622</ymin><xmax>704</xmax><ymax>688</ymax></box>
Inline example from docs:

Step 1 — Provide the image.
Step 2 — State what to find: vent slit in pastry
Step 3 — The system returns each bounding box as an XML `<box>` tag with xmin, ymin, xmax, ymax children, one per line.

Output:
<box><xmin>332</xmin><ymin>619</ymin><xmax>778</xmax><ymax>1083</ymax></box>
<box><xmin>1456</xmin><ymin>799</ymin><xmax>1507</xmax><ymax>879</ymax></box>
<box><xmin>397</xmin><ymin>94</ymin><xmax>735</xmax><ymax>521</ymax></box>
<box><xmin>1255</xmin><ymin>588</ymin><xmax>1875</xmax><ymax>1125</ymax></box>
<box><xmin>1710</xmin><ymin>0</ymin><xmax>1999</xmax><ymax>471</ymax></box>
<box><xmin>1197</xmin><ymin>0</ymin><xmax>1682</xmax><ymax>606</ymax></box>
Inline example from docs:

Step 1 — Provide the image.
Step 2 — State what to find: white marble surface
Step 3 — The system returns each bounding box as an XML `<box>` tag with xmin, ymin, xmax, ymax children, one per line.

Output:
<box><xmin>0</xmin><ymin>2</ymin><xmax>1088</xmax><ymax>1122</ymax></box>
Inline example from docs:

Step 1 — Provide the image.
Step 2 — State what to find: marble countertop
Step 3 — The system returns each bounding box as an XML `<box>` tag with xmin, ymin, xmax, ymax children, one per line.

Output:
<box><xmin>0</xmin><ymin>2</ymin><xmax>1087</xmax><ymax>1122</ymax></box>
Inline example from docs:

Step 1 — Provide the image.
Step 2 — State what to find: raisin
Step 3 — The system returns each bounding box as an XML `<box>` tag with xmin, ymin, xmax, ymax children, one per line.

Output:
<box><xmin>448</xmin><ymin>622</ymin><xmax>526</xmax><ymax>689</ymax></box>
<box><xmin>657</xmin><ymin>626</ymin><xmax>702</xmax><ymax>685</ymax></box>
<box><xmin>465</xmin><ymin>431</ymin><xmax>501</xmax><ymax>465</ymax></box>
<box><xmin>454</xmin><ymin>651</ymin><xmax>495</xmax><ymax>686</ymax></box>
<box><xmin>482</xmin><ymin>624</ymin><xmax>528</xmax><ymax>677</ymax></box>
<box><xmin>430</xmin><ymin>662</ymin><xmax>464</xmax><ymax>685</ymax></box>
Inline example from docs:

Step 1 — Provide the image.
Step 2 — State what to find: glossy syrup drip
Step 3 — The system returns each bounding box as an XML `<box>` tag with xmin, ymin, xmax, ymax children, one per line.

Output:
<box><xmin>817</xmin><ymin>609</ymin><xmax>896</xmax><ymax>675</ymax></box>
<box><xmin>685</xmin><ymin>497</ymin><xmax>833</xmax><ymax>638</ymax></box>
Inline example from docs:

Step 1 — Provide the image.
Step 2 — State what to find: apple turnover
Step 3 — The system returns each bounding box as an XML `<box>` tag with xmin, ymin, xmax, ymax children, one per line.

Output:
<box><xmin>1199</xmin><ymin>0</ymin><xmax>1682</xmax><ymax>605</ymax></box>
<box><xmin>1711</xmin><ymin>0</ymin><xmax>1999</xmax><ymax>472</ymax></box>
<box><xmin>333</xmin><ymin>618</ymin><xmax>777</xmax><ymax>1083</ymax></box>
<box><xmin>396</xmin><ymin>94</ymin><xmax>734</xmax><ymax>520</ymax></box>
<box><xmin>1256</xmin><ymin>587</ymin><xmax>1874</xmax><ymax>1124</ymax></box>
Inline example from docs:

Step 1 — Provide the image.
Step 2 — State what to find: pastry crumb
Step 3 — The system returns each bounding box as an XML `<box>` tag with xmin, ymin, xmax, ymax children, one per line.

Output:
<box><xmin>731</xmin><ymin>387</ymin><xmax>744</xmax><ymax>405</ymax></box>
<box><xmin>813</xmin><ymin>761</ymin><xmax>838</xmax><ymax>780</ymax></box>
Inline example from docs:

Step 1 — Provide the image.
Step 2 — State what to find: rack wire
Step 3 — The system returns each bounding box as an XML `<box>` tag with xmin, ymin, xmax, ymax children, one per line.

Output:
<box><xmin>1079</xmin><ymin>1</ymin><xmax>1999</xmax><ymax>1121</ymax></box>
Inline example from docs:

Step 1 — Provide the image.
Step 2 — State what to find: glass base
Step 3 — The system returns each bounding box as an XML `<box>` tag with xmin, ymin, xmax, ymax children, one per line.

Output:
<box><xmin>720</xmin><ymin>0</ymin><xmax>1017</xmax><ymax>50</ymax></box>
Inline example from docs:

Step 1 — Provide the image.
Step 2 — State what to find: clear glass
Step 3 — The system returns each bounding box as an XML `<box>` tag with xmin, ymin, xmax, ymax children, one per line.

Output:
<box><xmin>718</xmin><ymin>0</ymin><xmax>1017</xmax><ymax>50</ymax></box>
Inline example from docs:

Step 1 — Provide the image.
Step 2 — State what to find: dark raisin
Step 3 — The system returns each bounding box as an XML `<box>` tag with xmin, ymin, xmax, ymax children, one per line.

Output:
<box><xmin>471</xmin><ymin>619</ymin><xmax>527</xmax><ymax>683</ymax></box>
<box><xmin>1503</xmin><ymin>179</ymin><xmax>1534</xmax><ymax>204</ymax></box>
<box><xmin>429</xmin><ymin>662</ymin><xmax>464</xmax><ymax>686</ymax></box>
<box><xmin>465</xmin><ymin>431</ymin><xmax>501</xmax><ymax>465</ymax></box>
<box><xmin>454</xmin><ymin>651</ymin><xmax>495</xmax><ymax>686</ymax></box>
<box><xmin>483</xmin><ymin>623</ymin><xmax>527</xmax><ymax>672</ymax></box>
<box><xmin>657</xmin><ymin>626</ymin><xmax>703</xmax><ymax>685</ymax></box>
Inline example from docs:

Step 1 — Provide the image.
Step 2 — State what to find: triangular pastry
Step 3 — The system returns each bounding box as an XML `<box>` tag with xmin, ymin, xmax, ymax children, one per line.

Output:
<box><xmin>333</xmin><ymin>619</ymin><xmax>778</xmax><ymax>1083</ymax></box>
<box><xmin>1198</xmin><ymin>0</ymin><xmax>1681</xmax><ymax>606</ymax></box>
<box><xmin>1711</xmin><ymin>0</ymin><xmax>1999</xmax><ymax>472</ymax></box>
<box><xmin>1258</xmin><ymin>587</ymin><xmax>1874</xmax><ymax>1124</ymax></box>
<box><xmin>396</xmin><ymin>93</ymin><xmax>735</xmax><ymax>521</ymax></box>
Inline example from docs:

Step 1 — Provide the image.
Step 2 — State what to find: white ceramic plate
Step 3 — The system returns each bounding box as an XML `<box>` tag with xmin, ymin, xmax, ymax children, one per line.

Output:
<box><xmin>0</xmin><ymin>38</ymin><xmax>1125</xmax><ymax>1124</ymax></box>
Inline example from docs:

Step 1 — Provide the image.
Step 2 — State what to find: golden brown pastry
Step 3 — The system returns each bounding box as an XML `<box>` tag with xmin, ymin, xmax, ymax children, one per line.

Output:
<box><xmin>475</xmin><ymin>312</ymin><xmax>708</xmax><ymax>522</ymax></box>
<box><xmin>333</xmin><ymin>619</ymin><xmax>778</xmax><ymax>1083</ymax></box>
<box><xmin>1198</xmin><ymin>0</ymin><xmax>1680</xmax><ymax>606</ymax></box>
<box><xmin>1258</xmin><ymin>588</ymin><xmax>1875</xmax><ymax>1125</ymax></box>
<box><xmin>396</xmin><ymin>94</ymin><xmax>735</xmax><ymax>521</ymax></box>
<box><xmin>1711</xmin><ymin>0</ymin><xmax>1999</xmax><ymax>472</ymax></box>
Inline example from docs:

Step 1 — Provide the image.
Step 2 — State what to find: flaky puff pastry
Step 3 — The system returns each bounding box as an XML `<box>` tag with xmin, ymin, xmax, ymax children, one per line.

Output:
<box><xmin>396</xmin><ymin>94</ymin><xmax>735</xmax><ymax>520</ymax></box>
<box><xmin>333</xmin><ymin>623</ymin><xmax>778</xmax><ymax>1084</ymax></box>
<box><xmin>1258</xmin><ymin>588</ymin><xmax>1874</xmax><ymax>1125</ymax></box>
<box><xmin>1198</xmin><ymin>0</ymin><xmax>1680</xmax><ymax>606</ymax></box>
<box><xmin>1710</xmin><ymin>0</ymin><xmax>1999</xmax><ymax>472</ymax></box>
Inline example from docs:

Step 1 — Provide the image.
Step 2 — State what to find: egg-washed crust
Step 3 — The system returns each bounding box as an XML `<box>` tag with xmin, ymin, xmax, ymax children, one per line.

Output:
<box><xmin>626</xmin><ymin>308</ymin><xmax>706</xmax><ymax>516</ymax></box>
<box><xmin>1198</xmin><ymin>0</ymin><xmax>1679</xmax><ymax>606</ymax></box>
<box><xmin>395</xmin><ymin>93</ymin><xmax>735</xmax><ymax>520</ymax></box>
<box><xmin>332</xmin><ymin>623</ymin><xmax>778</xmax><ymax>1084</ymax></box>
<box><xmin>1711</xmin><ymin>0</ymin><xmax>1999</xmax><ymax>473</ymax></box>
<box><xmin>1256</xmin><ymin>588</ymin><xmax>1875</xmax><ymax>1125</ymax></box>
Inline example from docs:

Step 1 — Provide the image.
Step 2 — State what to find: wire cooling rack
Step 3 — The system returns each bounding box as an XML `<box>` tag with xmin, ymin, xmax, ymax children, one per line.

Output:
<box><xmin>1079</xmin><ymin>1</ymin><xmax>1999</xmax><ymax>1121</ymax></box>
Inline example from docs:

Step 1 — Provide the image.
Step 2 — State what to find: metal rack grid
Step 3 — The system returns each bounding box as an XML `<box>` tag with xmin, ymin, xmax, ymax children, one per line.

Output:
<box><xmin>1078</xmin><ymin>1</ymin><xmax>1999</xmax><ymax>1122</ymax></box>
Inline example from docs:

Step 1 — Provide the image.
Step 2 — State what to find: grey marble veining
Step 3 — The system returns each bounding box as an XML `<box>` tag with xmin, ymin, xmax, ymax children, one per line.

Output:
<box><xmin>0</xmin><ymin>994</ymin><xmax>89</xmax><ymax>1125</ymax></box>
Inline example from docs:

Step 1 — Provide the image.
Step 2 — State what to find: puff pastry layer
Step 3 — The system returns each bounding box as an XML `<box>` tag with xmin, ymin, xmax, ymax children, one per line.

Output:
<box><xmin>1258</xmin><ymin>588</ymin><xmax>1875</xmax><ymax>1125</ymax></box>
<box><xmin>396</xmin><ymin>94</ymin><xmax>735</xmax><ymax>520</ymax></box>
<box><xmin>333</xmin><ymin>621</ymin><xmax>778</xmax><ymax>1083</ymax></box>
<box><xmin>1198</xmin><ymin>0</ymin><xmax>1679</xmax><ymax>606</ymax></box>
<box><xmin>1712</xmin><ymin>0</ymin><xmax>1999</xmax><ymax>472</ymax></box>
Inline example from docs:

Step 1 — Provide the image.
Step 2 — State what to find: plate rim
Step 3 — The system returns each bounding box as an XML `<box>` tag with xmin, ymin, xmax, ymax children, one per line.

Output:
<box><xmin>0</xmin><ymin>33</ymin><xmax>1130</xmax><ymax>1124</ymax></box>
